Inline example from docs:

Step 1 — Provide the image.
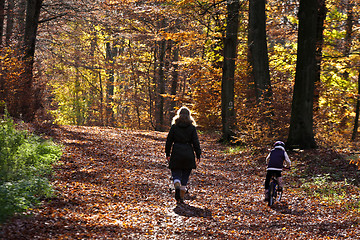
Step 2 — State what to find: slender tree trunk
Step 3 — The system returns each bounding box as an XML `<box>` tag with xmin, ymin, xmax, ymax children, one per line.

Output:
<box><xmin>248</xmin><ymin>0</ymin><xmax>271</xmax><ymax>100</ymax></box>
<box><xmin>344</xmin><ymin>0</ymin><xmax>354</xmax><ymax>58</ymax></box>
<box><xmin>74</xmin><ymin>67</ymin><xmax>83</xmax><ymax>125</ymax></box>
<box><xmin>287</xmin><ymin>0</ymin><xmax>318</xmax><ymax>149</ymax></box>
<box><xmin>155</xmin><ymin>38</ymin><xmax>166</xmax><ymax>131</ymax></box>
<box><xmin>2</xmin><ymin>0</ymin><xmax>15</xmax><ymax>115</ymax></box>
<box><xmin>313</xmin><ymin>0</ymin><xmax>327</xmax><ymax>111</ymax></box>
<box><xmin>341</xmin><ymin>0</ymin><xmax>354</xmax><ymax>131</ymax></box>
<box><xmin>16</xmin><ymin>0</ymin><xmax>27</xmax><ymax>49</ymax></box>
<box><xmin>74</xmin><ymin>24</ymin><xmax>83</xmax><ymax>126</ymax></box>
<box><xmin>20</xmin><ymin>0</ymin><xmax>42</xmax><ymax>121</ymax></box>
<box><xmin>351</xmin><ymin>70</ymin><xmax>360</xmax><ymax>141</ymax></box>
<box><xmin>170</xmin><ymin>40</ymin><xmax>179</xmax><ymax>121</ymax></box>
<box><xmin>202</xmin><ymin>17</ymin><xmax>211</xmax><ymax>60</ymax></box>
<box><xmin>0</xmin><ymin>0</ymin><xmax>5</xmax><ymax>109</ymax></box>
<box><xmin>99</xmin><ymin>71</ymin><xmax>104</xmax><ymax>126</ymax></box>
<box><xmin>89</xmin><ymin>25</ymin><xmax>97</xmax><ymax>125</ymax></box>
<box><xmin>5</xmin><ymin>0</ymin><xmax>14</xmax><ymax>46</ymax></box>
<box><xmin>150</xmin><ymin>43</ymin><xmax>157</xmax><ymax>129</ymax></box>
<box><xmin>106</xmin><ymin>42</ymin><xmax>116</xmax><ymax>126</ymax></box>
<box><xmin>221</xmin><ymin>0</ymin><xmax>240</xmax><ymax>142</ymax></box>
<box><xmin>153</xmin><ymin>18</ymin><xmax>168</xmax><ymax>131</ymax></box>
<box><xmin>127</xmin><ymin>40</ymin><xmax>141</xmax><ymax>128</ymax></box>
<box><xmin>0</xmin><ymin>0</ymin><xmax>4</xmax><ymax>46</ymax></box>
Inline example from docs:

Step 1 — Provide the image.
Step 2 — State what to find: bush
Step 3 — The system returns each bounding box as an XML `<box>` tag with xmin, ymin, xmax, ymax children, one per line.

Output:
<box><xmin>0</xmin><ymin>113</ymin><xmax>62</xmax><ymax>222</ymax></box>
<box><xmin>300</xmin><ymin>174</ymin><xmax>360</xmax><ymax>212</ymax></box>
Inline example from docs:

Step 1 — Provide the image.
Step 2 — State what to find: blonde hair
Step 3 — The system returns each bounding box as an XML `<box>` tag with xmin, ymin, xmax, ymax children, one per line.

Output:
<box><xmin>171</xmin><ymin>106</ymin><xmax>197</xmax><ymax>126</ymax></box>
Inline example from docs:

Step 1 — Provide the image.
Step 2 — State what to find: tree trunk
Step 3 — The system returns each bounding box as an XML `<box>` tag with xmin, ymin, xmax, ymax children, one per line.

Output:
<box><xmin>155</xmin><ymin>38</ymin><xmax>166</xmax><ymax>131</ymax></box>
<box><xmin>0</xmin><ymin>0</ymin><xmax>5</xmax><ymax>109</ymax></box>
<box><xmin>0</xmin><ymin>0</ymin><xmax>4</xmax><ymax>46</ymax></box>
<box><xmin>169</xmin><ymin>40</ymin><xmax>179</xmax><ymax>121</ymax></box>
<box><xmin>346</xmin><ymin>1</ymin><xmax>359</xmax><ymax>140</ymax></box>
<box><xmin>344</xmin><ymin>0</ymin><xmax>354</xmax><ymax>58</ymax></box>
<box><xmin>5</xmin><ymin>0</ymin><xmax>14</xmax><ymax>46</ymax></box>
<box><xmin>287</xmin><ymin>0</ymin><xmax>318</xmax><ymax>149</ymax></box>
<box><xmin>313</xmin><ymin>0</ymin><xmax>327</xmax><ymax>111</ymax></box>
<box><xmin>341</xmin><ymin>1</ymin><xmax>354</xmax><ymax>132</ymax></box>
<box><xmin>16</xmin><ymin>0</ymin><xmax>27</xmax><ymax>49</ymax></box>
<box><xmin>221</xmin><ymin>0</ymin><xmax>240</xmax><ymax>142</ymax></box>
<box><xmin>74</xmin><ymin>67</ymin><xmax>83</xmax><ymax>125</ymax></box>
<box><xmin>351</xmin><ymin>70</ymin><xmax>360</xmax><ymax>141</ymax></box>
<box><xmin>128</xmin><ymin>40</ymin><xmax>141</xmax><ymax>128</ymax></box>
<box><xmin>20</xmin><ymin>0</ymin><xmax>43</xmax><ymax>121</ymax></box>
<box><xmin>106</xmin><ymin>41</ymin><xmax>116</xmax><ymax>126</ymax></box>
<box><xmin>248</xmin><ymin>0</ymin><xmax>271</xmax><ymax>100</ymax></box>
<box><xmin>150</xmin><ymin>43</ymin><xmax>157</xmax><ymax>129</ymax></box>
<box><xmin>74</xmin><ymin>24</ymin><xmax>83</xmax><ymax>126</ymax></box>
<box><xmin>99</xmin><ymin>71</ymin><xmax>104</xmax><ymax>126</ymax></box>
<box><xmin>88</xmin><ymin>25</ymin><xmax>97</xmax><ymax>125</ymax></box>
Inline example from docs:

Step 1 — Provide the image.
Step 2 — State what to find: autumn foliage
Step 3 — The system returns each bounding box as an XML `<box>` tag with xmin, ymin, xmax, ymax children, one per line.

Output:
<box><xmin>1</xmin><ymin>0</ymin><xmax>360</xmax><ymax>237</ymax></box>
<box><xmin>1</xmin><ymin>125</ymin><xmax>359</xmax><ymax>238</ymax></box>
<box><xmin>0</xmin><ymin>48</ymin><xmax>25</xmax><ymax>117</ymax></box>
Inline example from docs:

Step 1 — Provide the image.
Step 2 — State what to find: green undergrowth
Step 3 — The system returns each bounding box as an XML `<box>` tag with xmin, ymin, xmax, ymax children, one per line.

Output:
<box><xmin>224</xmin><ymin>145</ymin><xmax>247</xmax><ymax>155</ymax></box>
<box><xmin>288</xmin><ymin>149</ymin><xmax>360</xmax><ymax>213</ymax></box>
<box><xmin>300</xmin><ymin>174</ymin><xmax>360</xmax><ymax>212</ymax></box>
<box><xmin>0</xmin><ymin>113</ymin><xmax>62</xmax><ymax>223</ymax></box>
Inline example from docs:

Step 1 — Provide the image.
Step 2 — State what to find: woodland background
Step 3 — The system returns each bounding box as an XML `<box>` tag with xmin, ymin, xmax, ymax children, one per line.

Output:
<box><xmin>1</xmin><ymin>0</ymin><xmax>360</xmax><ymax>155</ymax></box>
<box><xmin>1</xmin><ymin>1</ymin><xmax>360</xmax><ymax>237</ymax></box>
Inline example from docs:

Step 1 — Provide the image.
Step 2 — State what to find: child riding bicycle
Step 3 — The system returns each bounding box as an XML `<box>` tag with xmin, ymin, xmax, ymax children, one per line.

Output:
<box><xmin>264</xmin><ymin>141</ymin><xmax>291</xmax><ymax>201</ymax></box>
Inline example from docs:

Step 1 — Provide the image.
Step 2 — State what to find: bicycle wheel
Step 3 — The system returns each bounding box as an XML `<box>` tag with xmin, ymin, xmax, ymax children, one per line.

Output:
<box><xmin>276</xmin><ymin>187</ymin><xmax>283</xmax><ymax>202</ymax></box>
<box><xmin>268</xmin><ymin>181</ymin><xmax>276</xmax><ymax>206</ymax></box>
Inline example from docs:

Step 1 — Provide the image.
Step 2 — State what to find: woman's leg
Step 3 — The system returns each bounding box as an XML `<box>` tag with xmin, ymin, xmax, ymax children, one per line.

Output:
<box><xmin>171</xmin><ymin>169</ymin><xmax>182</xmax><ymax>202</ymax></box>
<box><xmin>180</xmin><ymin>169</ymin><xmax>192</xmax><ymax>186</ymax></box>
<box><xmin>171</xmin><ymin>169</ymin><xmax>182</xmax><ymax>185</ymax></box>
<box><xmin>171</xmin><ymin>169</ymin><xmax>192</xmax><ymax>203</ymax></box>
<box><xmin>179</xmin><ymin>169</ymin><xmax>192</xmax><ymax>202</ymax></box>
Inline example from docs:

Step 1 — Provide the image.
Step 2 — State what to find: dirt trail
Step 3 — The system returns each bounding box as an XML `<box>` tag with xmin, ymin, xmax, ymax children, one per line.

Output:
<box><xmin>1</xmin><ymin>125</ymin><xmax>359</xmax><ymax>239</ymax></box>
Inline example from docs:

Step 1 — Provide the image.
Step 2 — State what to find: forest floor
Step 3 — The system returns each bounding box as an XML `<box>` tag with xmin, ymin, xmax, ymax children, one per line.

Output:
<box><xmin>1</xmin><ymin>125</ymin><xmax>360</xmax><ymax>239</ymax></box>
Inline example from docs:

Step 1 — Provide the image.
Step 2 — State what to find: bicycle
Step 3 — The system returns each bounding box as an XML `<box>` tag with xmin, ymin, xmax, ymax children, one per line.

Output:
<box><xmin>267</xmin><ymin>167</ymin><xmax>290</xmax><ymax>206</ymax></box>
<box><xmin>268</xmin><ymin>174</ymin><xmax>282</xmax><ymax>206</ymax></box>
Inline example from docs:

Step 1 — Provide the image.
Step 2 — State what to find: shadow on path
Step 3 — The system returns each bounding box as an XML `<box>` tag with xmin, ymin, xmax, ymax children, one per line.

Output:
<box><xmin>174</xmin><ymin>203</ymin><xmax>212</xmax><ymax>219</ymax></box>
<box><xmin>271</xmin><ymin>201</ymin><xmax>306</xmax><ymax>216</ymax></box>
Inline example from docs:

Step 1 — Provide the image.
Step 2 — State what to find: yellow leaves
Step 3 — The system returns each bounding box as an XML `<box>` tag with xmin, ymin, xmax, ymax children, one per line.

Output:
<box><xmin>175</xmin><ymin>0</ymin><xmax>198</xmax><ymax>5</ymax></box>
<box><xmin>2</xmin><ymin>125</ymin><xmax>360</xmax><ymax>239</ymax></box>
<box><xmin>162</xmin><ymin>31</ymin><xmax>204</xmax><ymax>42</ymax></box>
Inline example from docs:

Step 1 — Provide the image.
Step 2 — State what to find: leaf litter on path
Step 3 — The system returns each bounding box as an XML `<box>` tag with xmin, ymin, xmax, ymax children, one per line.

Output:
<box><xmin>1</xmin><ymin>125</ymin><xmax>359</xmax><ymax>239</ymax></box>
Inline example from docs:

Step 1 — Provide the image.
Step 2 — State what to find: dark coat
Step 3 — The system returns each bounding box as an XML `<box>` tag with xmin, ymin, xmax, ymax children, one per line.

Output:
<box><xmin>165</xmin><ymin>123</ymin><xmax>201</xmax><ymax>169</ymax></box>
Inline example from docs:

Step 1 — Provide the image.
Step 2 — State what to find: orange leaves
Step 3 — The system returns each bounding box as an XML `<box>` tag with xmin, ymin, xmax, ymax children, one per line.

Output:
<box><xmin>349</xmin><ymin>157</ymin><xmax>360</xmax><ymax>170</ymax></box>
<box><xmin>0</xmin><ymin>47</ymin><xmax>27</xmax><ymax>117</ymax></box>
<box><xmin>1</xmin><ymin>125</ymin><xmax>359</xmax><ymax>239</ymax></box>
<box><xmin>162</xmin><ymin>31</ymin><xmax>204</xmax><ymax>42</ymax></box>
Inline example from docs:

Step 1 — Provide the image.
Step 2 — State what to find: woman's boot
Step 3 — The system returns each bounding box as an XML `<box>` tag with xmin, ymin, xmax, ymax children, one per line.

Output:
<box><xmin>180</xmin><ymin>186</ymin><xmax>187</xmax><ymax>203</ymax></box>
<box><xmin>174</xmin><ymin>181</ymin><xmax>181</xmax><ymax>202</ymax></box>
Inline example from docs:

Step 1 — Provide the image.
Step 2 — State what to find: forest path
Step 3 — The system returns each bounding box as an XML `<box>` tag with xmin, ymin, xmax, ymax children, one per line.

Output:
<box><xmin>1</xmin><ymin>125</ymin><xmax>359</xmax><ymax>239</ymax></box>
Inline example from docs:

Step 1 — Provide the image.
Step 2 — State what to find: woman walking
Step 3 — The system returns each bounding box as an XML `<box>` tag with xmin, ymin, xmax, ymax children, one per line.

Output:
<box><xmin>165</xmin><ymin>106</ymin><xmax>201</xmax><ymax>203</ymax></box>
